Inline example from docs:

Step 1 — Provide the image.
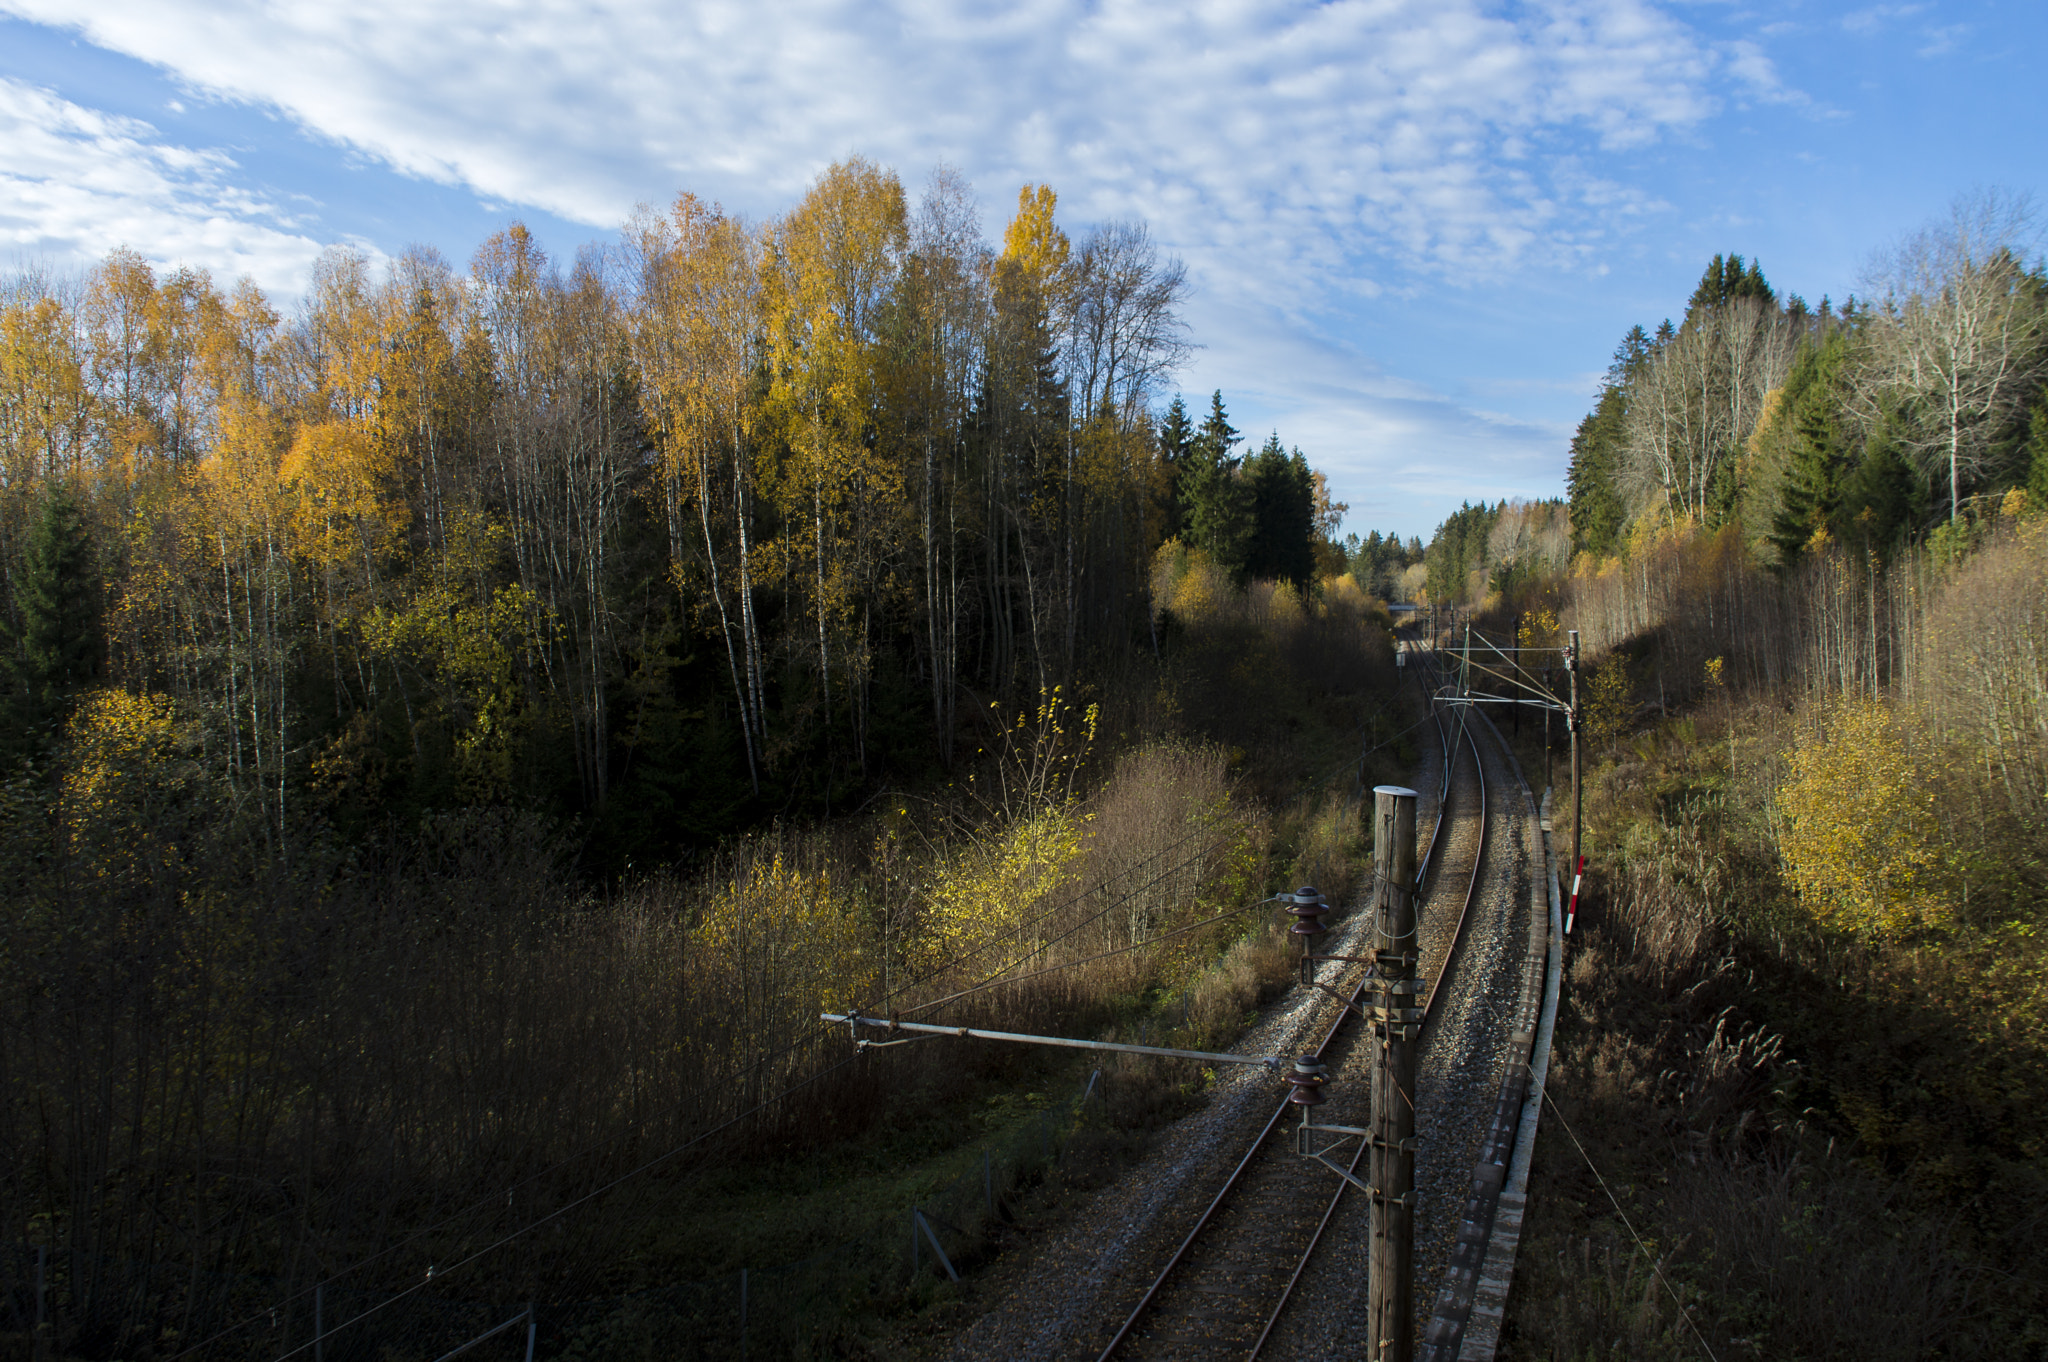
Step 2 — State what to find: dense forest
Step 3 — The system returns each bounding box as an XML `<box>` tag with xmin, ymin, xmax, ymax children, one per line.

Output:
<box><xmin>1409</xmin><ymin>193</ymin><xmax>2048</xmax><ymax>620</ymax></box>
<box><xmin>1563</xmin><ymin>192</ymin><xmax>2048</xmax><ymax>573</ymax></box>
<box><xmin>0</xmin><ymin>161</ymin><xmax>1350</xmax><ymax>871</ymax></box>
<box><xmin>1417</xmin><ymin>192</ymin><xmax>2048</xmax><ymax>1356</ymax></box>
<box><xmin>0</xmin><ymin>160</ymin><xmax>1402</xmax><ymax>1358</ymax></box>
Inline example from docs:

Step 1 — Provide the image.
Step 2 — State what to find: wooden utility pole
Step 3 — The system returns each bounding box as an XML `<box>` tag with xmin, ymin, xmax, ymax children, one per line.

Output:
<box><xmin>1369</xmin><ymin>785</ymin><xmax>1420</xmax><ymax>1362</ymax></box>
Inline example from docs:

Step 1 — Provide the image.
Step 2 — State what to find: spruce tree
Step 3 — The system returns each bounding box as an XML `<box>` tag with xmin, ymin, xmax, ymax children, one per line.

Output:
<box><xmin>2</xmin><ymin>483</ymin><xmax>99</xmax><ymax>755</ymax></box>
<box><xmin>1836</xmin><ymin>430</ymin><xmax>1925</xmax><ymax>553</ymax></box>
<box><xmin>1157</xmin><ymin>394</ymin><xmax>1195</xmax><ymax>540</ymax></box>
<box><xmin>1765</xmin><ymin>337</ymin><xmax>1855</xmax><ymax>567</ymax></box>
<box><xmin>1196</xmin><ymin>389</ymin><xmax>1239</xmax><ymax>463</ymax></box>
<box><xmin>1567</xmin><ymin>387</ymin><xmax>1628</xmax><ymax>558</ymax></box>
<box><xmin>1243</xmin><ymin>434</ymin><xmax>1315</xmax><ymax>589</ymax></box>
<box><xmin>1178</xmin><ymin>390</ymin><xmax>1253</xmax><ymax>575</ymax></box>
<box><xmin>1686</xmin><ymin>252</ymin><xmax>1776</xmax><ymax>319</ymax></box>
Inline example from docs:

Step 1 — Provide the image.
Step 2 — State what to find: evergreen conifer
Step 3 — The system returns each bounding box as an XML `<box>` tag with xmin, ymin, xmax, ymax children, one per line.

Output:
<box><xmin>2</xmin><ymin>483</ymin><xmax>99</xmax><ymax>756</ymax></box>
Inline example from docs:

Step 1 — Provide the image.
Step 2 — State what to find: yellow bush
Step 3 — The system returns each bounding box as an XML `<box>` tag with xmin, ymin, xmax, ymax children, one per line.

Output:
<box><xmin>692</xmin><ymin>851</ymin><xmax>874</xmax><ymax>1020</ymax></box>
<box><xmin>913</xmin><ymin>805</ymin><xmax>1086</xmax><ymax>974</ymax></box>
<box><xmin>61</xmin><ymin>689</ymin><xmax>197</xmax><ymax>881</ymax></box>
<box><xmin>1585</xmin><ymin>653</ymin><xmax>1633</xmax><ymax>744</ymax></box>
<box><xmin>1778</xmin><ymin>697</ymin><xmax>1946</xmax><ymax>936</ymax></box>
<box><xmin>1154</xmin><ymin>539</ymin><xmax>1228</xmax><ymax>623</ymax></box>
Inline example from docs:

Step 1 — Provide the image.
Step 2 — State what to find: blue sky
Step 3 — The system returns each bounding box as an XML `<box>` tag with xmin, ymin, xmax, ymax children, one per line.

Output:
<box><xmin>2</xmin><ymin>0</ymin><xmax>2041</xmax><ymax>540</ymax></box>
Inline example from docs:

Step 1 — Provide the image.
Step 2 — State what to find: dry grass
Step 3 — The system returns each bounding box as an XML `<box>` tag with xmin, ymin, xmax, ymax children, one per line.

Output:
<box><xmin>0</xmin><ymin>555</ymin><xmax>1417</xmax><ymax>1357</ymax></box>
<box><xmin>0</xmin><ymin>710</ymin><xmax>1301</xmax><ymax>1356</ymax></box>
<box><xmin>1505</xmin><ymin>687</ymin><xmax>2048</xmax><ymax>1360</ymax></box>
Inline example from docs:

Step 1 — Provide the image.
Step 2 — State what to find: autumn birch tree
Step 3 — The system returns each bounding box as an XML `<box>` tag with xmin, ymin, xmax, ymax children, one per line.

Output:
<box><xmin>764</xmin><ymin>158</ymin><xmax>908</xmax><ymax>768</ymax></box>
<box><xmin>1860</xmin><ymin>191</ymin><xmax>2048</xmax><ymax>523</ymax></box>
<box><xmin>634</xmin><ymin>193</ymin><xmax>770</xmax><ymax>789</ymax></box>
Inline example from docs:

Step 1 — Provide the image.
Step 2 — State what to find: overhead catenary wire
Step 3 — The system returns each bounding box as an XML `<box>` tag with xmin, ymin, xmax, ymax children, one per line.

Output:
<box><xmin>899</xmin><ymin>889</ymin><xmax>1291</xmax><ymax>1017</ymax></box>
<box><xmin>905</xmin><ymin>833</ymin><xmax>1246</xmax><ymax>1017</ymax></box>
<box><xmin>193</xmin><ymin>634</ymin><xmax>1440</xmax><ymax>1357</ymax></box>
<box><xmin>1542</xmin><ymin>1089</ymin><xmax>1721</xmax><ymax>1362</ymax></box>
<box><xmin>250</xmin><ymin>862</ymin><xmax>1298</xmax><ymax>1359</ymax></box>
<box><xmin>258</xmin><ymin>1051</ymin><xmax>869</xmax><ymax>1362</ymax></box>
<box><xmin>888</xmin><ymin>822</ymin><xmax>1226</xmax><ymax>1013</ymax></box>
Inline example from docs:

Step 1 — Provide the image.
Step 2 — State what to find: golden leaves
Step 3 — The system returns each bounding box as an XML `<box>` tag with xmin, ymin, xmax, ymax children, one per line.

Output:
<box><xmin>693</xmin><ymin>851</ymin><xmax>876</xmax><ymax>1018</ymax></box>
<box><xmin>1778</xmin><ymin>696</ymin><xmax>1947</xmax><ymax>936</ymax></box>
<box><xmin>912</xmin><ymin>806</ymin><xmax>1087</xmax><ymax>974</ymax></box>
<box><xmin>60</xmin><ymin>690</ymin><xmax>194</xmax><ymax>882</ymax></box>
<box><xmin>278</xmin><ymin>419</ymin><xmax>410</xmax><ymax>567</ymax></box>
<box><xmin>1584</xmin><ymin>652</ymin><xmax>1633</xmax><ymax>744</ymax></box>
<box><xmin>1000</xmin><ymin>184</ymin><xmax>1071</xmax><ymax>293</ymax></box>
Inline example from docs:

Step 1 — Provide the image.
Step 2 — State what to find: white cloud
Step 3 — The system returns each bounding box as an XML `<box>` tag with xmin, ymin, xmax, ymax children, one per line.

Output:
<box><xmin>1916</xmin><ymin>23</ymin><xmax>1967</xmax><ymax>57</ymax></box>
<box><xmin>0</xmin><ymin>76</ymin><xmax>330</xmax><ymax>289</ymax></box>
<box><xmin>0</xmin><ymin>0</ymin><xmax>1778</xmax><ymax>532</ymax></box>
<box><xmin>3</xmin><ymin>0</ymin><xmax>1724</xmax><ymax>296</ymax></box>
<box><xmin>1841</xmin><ymin>4</ymin><xmax>1925</xmax><ymax>36</ymax></box>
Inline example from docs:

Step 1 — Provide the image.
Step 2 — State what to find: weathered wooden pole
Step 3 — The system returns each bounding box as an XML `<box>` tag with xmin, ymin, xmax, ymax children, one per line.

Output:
<box><xmin>1370</xmin><ymin>785</ymin><xmax>1420</xmax><ymax>1362</ymax></box>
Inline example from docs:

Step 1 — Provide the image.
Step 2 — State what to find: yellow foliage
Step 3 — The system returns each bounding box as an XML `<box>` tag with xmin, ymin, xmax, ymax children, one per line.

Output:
<box><xmin>1266</xmin><ymin>580</ymin><xmax>1305</xmax><ymax>625</ymax></box>
<box><xmin>61</xmin><ymin>690</ymin><xmax>194</xmax><ymax>882</ymax></box>
<box><xmin>279</xmin><ymin>419</ymin><xmax>408</xmax><ymax>567</ymax></box>
<box><xmin>1778</xmin><ymin>697</ymin><xmax>1947</xmax><ymax>936</ymax></box>
<box><xmin>913</xmin><ymin>805</ymin><xmax>1087</xmax><ymax>974</ymax></box>
<box><xmin>1000</xmin><ymin>184</ymin><xmax>1071</xmax><ymax>291</ymax></box>
<box><xmin>1324</xmin><ymin>572</ymin><xmax>1372</xmax><ymax>612</ymax></box>
<box><xmin>1585</xmin><ymin>652</ymin><xmax>1633</xmax><ymax>743</ymax></box>
<box><xmin>1153</xmin><ymin>538</ymin><xmax>1229</xmax><ymax>623</ymax></box>
<box><xmin>193</xmin><ymin>391</ymin><xmax>287</xmax><ymax>539</ymax></box>
<box><xmin>1746</xmin><ymin>384</ymin><xmax>1788</xmax><ymax>456</ymax></box>
<box><xmin>362</xmin><ymin>511</ymin><xmax>550</xmax><ymax>801</ymax></box>
<box><xmin>974</xmin><ymin>684</ymin><xmax>1100</xmax><ymax>819</ymax></box>
<box><xmin>0</xmin><ymin>294</ymin><xmax>93</xmax><ymax>483</ymax></box>
<box><xmin>693</xmin><ymin>852</ymin><xmax>874</xmax><ymax>1018</ymax></box>
<box><xmin>1518</xmin><ymin>607</ymin><xmax>1561</xmax><ymax>650</ymax></box>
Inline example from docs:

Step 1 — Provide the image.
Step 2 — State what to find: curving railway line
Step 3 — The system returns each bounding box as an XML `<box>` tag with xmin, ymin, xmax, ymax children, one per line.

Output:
<box><xmin>1094</xmin><ymin>639</ymin><xmax>1542</xmax><ymax>1361</ymax></box>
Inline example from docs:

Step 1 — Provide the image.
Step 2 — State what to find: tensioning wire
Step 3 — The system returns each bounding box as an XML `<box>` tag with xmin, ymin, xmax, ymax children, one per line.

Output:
<box><xmin>254</xmin><ymin>1050</ymin><xmax>869</xmax><ymax>1362</ymax></box>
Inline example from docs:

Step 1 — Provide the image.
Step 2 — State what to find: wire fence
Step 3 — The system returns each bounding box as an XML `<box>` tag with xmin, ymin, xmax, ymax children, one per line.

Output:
<box><xmin>3</xmin><ymin>1066</ymin><xmax>1112</xmax><ymax>1361</ymax></box>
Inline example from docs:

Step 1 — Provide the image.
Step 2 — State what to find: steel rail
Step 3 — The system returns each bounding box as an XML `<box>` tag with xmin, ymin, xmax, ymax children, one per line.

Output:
<box><xmin>1248</xmin><ymin>646</ymin><xmax>1491</xmax><ymax>1357</ymax></box>
<box><xmin>1098</xmin><ymin>639</ymin><xmax>1490</xmax><ymax>1361</ymax></box>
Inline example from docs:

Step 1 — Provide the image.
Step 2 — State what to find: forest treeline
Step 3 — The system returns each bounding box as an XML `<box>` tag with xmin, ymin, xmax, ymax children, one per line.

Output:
<box><xmin>1410</xmin><ymin>192</ymin><xmax>2048</xmax><ymax>617</ymax></box>
<box><xmin>1564</xmin><ymin>190</ymin><xmax>2048</xmax><ymax>572</ymax></box>
<box><xmin>0</xmin><ymin>159</ymin><xmax>1352</xmax><ymax>869</ymax></box>
<box><xmin>0</xmin><ymin>158</ymin><xmax>1411</xmax><ymax>1358</ymax></box>
<box><xmin>1436</xmin><ymin>193</ymin><xmax>2048</xmax><ymax>1355</ymax></box>
<box><xmin>1411</xmin><ymin>190</ymin><xmax>2047</xmax><ymax>926</ymax></box>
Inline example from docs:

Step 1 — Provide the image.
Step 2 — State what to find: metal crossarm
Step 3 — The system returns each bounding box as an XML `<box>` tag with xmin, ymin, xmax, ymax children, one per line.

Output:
<box><xmin>824</xmin><ymin>1013</ymin><xmax>1282</xmax><ymax>1069</ymax></box>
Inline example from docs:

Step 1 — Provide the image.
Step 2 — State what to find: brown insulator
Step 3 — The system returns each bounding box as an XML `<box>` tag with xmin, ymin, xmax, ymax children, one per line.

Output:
<box><xmin>1286</xmin><ymin>1053</ymin><xmax>1328</xmax><ymax>1107</ymax></box>
<box><xmin>1284</xmin><ymin>886</ymin><xmax>1328</xmax><ymax>939</ymax></box>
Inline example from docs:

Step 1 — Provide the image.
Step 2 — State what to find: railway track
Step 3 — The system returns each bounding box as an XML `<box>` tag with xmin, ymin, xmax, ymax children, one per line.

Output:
<box><xmin>1096</xmin><ymin>640</ymin><xmax>1530</xmax><ymax>1361</ymax></box>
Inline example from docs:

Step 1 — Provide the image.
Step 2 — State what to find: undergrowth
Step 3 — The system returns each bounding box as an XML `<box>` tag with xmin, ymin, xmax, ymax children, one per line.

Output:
<box><xmin>1500</xmin><ymin>685</ymin><xmax>2048</xmax><ymax>1361</ymax></box>
<box><xmin>0</xmin><ymin>572</ymin><xmax>1404</xmax><ymax>1360</ymax></box>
